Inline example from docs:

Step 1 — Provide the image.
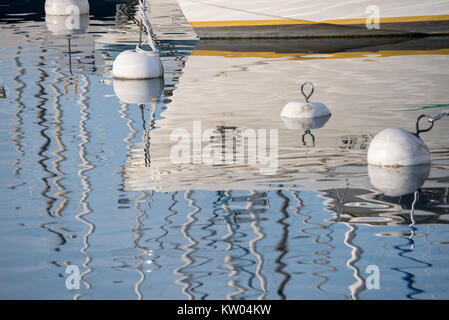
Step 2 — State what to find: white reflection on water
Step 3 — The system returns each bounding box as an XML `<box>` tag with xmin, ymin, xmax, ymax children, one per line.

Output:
<box><xmin>0</xmin><ymin>1</ymin><xmax>449</xmax><ymax>300</ymax></box>
<box><xmin>74</xmin><ymin>74</ymin><xmax>95</xmax><ymax>298</ymax></box>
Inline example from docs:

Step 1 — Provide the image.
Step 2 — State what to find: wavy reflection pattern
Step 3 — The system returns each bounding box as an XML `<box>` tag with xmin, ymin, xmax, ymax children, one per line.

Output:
<box><xmin>74</xmin><ymin>74</ymin><xmax>95</xmax><ymax>299</ymax></box>
<box><xmin>125</xmin><ymin>186</ymin><xmax>354</xmax><ymax>299</ymax></box>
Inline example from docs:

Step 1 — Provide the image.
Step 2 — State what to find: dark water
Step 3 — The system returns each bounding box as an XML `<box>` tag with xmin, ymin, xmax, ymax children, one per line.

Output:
<box><xmin>0</xmin><ymin>0</ymin><xmax>449</xmax><ymax>299</ymax></box>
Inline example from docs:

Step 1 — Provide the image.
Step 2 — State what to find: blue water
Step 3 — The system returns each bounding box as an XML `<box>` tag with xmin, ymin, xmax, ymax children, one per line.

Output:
<box><xmin>1</xmin><ymin>1</ymin><xmax>449</xmax><ymax>300</ymax></box>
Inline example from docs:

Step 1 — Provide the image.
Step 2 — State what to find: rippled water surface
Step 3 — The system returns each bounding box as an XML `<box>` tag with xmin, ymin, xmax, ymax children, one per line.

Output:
<box><xmin>1</xmin><ymin>0</ymin><xmax>449</xmax><ymax>299</ymax></box>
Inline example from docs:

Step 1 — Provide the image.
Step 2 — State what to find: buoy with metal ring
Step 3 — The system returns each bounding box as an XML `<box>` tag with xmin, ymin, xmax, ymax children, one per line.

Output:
<box><xmin>281</xmin><ymin>114</ymin><xmax>331</xmax><ymax>147</ymax></box>
<box><xmin>45</xmin><ymin>14</ymin><xmax>90</xmax><ymax>36</ymax></box>
<box><xmin>112</xmin><ymin>1</ymin><xmax>163</xmax><ymax>80</ymax></box>
<box><xmin>45</xmin><ymin>0</ymin><xmax>90</xmax><ymax>16</ymax></box>
<box><xmin>281</xmin><ymin>82</ymin><xmax>331</xmax><ymax>119</ymax></box>
<box><xmin>367</xmin><ymin>111</ymin><xmax>448</xmax><ymax>167</ymax></box>
<box><xmin>367</xmin><ymin>127</ymin><xmax>431</xmax><ymax>167</ymax></box>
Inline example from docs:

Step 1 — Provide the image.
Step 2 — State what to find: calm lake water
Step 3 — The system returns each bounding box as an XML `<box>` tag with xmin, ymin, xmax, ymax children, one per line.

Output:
<box><xmin>1</xmin><ymin>0</ymin><xmax>449</xmax><ymax>299</ymax></box>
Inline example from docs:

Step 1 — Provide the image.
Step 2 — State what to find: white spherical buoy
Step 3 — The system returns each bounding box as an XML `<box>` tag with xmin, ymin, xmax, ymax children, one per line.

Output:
<box><xmin>113</xmin><ymin>78</ymin><xmax>164</xmax><ymax>104</ymax></box>
<box><xmin>368</xmin><ymin>164</ymin><xmax>430</xmax><ymax>197</ymax></box>
<box><xmin>45</xmin><ymin>14</ymin><xmax>89</xmax><ymax>36</ymax></box>
<box><xmin>281</xmin><ymin>114</ymin><xmax>330</xmax><ymax>130</ymax></box>
<box><xmin>367</xmin><ymin>128</ymin><xmax>431</xmax><ymax>167</ymax></box>
<box><xmin>45</xmin><ymin>0</ymin><xmax>90</xmax><ymax>16</ymax></box>
<box><xmin>281</xmin><ymin>82</ymin><xmax>331</xmax><ymax>119</ymax></box>
<box><xmin>113</xmin><ymin>50</ymin><xmax>163</xmax><ymax>80</ymax></box>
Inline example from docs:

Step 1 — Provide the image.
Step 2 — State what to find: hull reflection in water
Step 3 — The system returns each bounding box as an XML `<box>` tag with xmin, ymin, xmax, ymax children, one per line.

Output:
<box><xmin>114</xmin><ymin>34</ymin><xmax>449</xmax><ymax>299</ymax></box>
<box><xmin>122</xmin><ymin>36</ymin><xmax>449</xmax><ymax>192</ymax></box>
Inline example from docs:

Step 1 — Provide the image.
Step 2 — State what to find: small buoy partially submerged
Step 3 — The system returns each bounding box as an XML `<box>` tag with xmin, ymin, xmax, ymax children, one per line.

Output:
<box><xmin>367</xmin><ymin>128</ymin><xmax>430</xmax><ymax>167</ymax></box>
<box><xmin>112</xmin><ymin>1</ymin><xmax>163</xmax><ymax>80</ymax></box>
<box><xmin>113</xmin><ymin>78</ymin><xmax>164</xmax><ymax>104</ymax></box>
<box><xmin>281</xmin><ymin>82</ymin><xmax>331</xmax><ymax>119</ymax></box>
<box><xmin>281</xmin><ymin>83</ymin><xmax>331</xmax><ymax>147</ymax></box>
<box><xmin>368</xmin><ymin>164</ymin><xmax>430</xmax><ymax>197</ymax></box>
<box><xmin>45</xmin><ymin>0</ymin><xmax>90</xmax><ymax>16</ymax></box>
<box><xmin>281</xmin><ymin>114</ymin><xmax>330</xmax><ymax>130</ymax></box>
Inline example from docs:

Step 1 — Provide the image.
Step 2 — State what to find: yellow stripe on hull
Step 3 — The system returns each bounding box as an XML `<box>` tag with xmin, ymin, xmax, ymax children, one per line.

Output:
<box><xmin>190</xmin><ymin>15</ymin><xmax>449</xmax><ymax>28</ymax></box>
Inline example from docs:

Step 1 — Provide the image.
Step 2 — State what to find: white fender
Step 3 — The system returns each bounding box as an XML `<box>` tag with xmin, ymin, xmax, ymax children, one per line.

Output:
<box><xmin>113</xmin><ymin>78</ymin><xmax>164</xmax><ymax>104</ymax></box>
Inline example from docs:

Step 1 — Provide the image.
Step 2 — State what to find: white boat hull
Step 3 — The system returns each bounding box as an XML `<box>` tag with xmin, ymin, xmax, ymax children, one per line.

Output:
<box><xmin>176</xmin><ymin>0</ymin><xmax>449</xmax><ymax>38</ymax></box>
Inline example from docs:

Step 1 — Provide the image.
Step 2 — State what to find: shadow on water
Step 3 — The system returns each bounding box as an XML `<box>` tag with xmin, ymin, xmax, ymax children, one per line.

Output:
<box><xmin>192</xmin><ymin>36</ymin><xmax>449</xmax><ymax>58</ymax></box>
<box><xmin>35</xmin><ymin>52</ymin><xmax>58</xmax><ymax>217</ymax></box>
<box><xmin>322</xmin><ymin>187</ymin><xmax>449</xmax><ymax>226</ymax></box>
<box><xmin>275</xmin><ymin>190</ymin><xmax>291</xmax><ymax>300</ymax></box>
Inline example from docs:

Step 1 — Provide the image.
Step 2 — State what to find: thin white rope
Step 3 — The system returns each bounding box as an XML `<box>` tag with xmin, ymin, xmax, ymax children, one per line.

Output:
<box><xmin>136</xmin><ymin>0</ymin><xmax>158</xmax><ymax>53</ymax></box>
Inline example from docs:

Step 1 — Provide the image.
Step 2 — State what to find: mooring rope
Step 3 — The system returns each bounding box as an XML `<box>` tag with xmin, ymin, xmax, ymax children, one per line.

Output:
<box><xmin>415</xmin><ymin>110</ymin><xmax>449</xmax><ymax>137</ymax></box>
<box><xmin>118</xmin><ymin>0</ymin><xmax>158</xmax><ymax>53</ymax></box>
<box><xmin>136</xmin><ymin>0</ymin><xmax>158</xmax><ymax>53</ymax></box>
